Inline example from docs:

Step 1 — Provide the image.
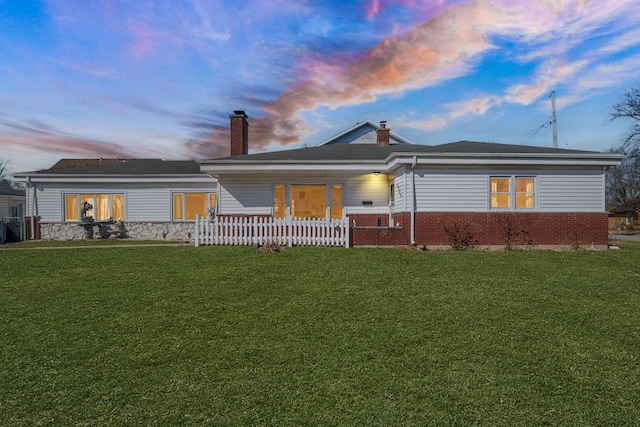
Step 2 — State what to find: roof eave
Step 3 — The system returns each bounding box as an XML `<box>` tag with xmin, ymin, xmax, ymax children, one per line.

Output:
<box><xmin>14</xmin><ymin>174</ymin><xmax>215</xmax><ymax>183</ymax></box>
<box><xmin>200</xmin><ymin>152</ymin><xmax>623</xmax><ymax>174</ymax></box>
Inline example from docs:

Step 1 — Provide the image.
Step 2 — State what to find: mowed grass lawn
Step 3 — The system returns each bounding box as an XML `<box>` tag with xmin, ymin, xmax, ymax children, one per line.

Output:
<box><xmin>1</xmin><ymin>244</ymin><xmax>639</xmax><ymax>425</ymax></box>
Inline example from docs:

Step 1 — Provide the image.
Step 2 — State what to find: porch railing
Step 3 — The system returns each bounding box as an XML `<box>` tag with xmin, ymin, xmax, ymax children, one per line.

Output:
<box><xmin>194</xmin><ymin>214</ymin><xmax>350</xmax><ymax>248</ymax></box>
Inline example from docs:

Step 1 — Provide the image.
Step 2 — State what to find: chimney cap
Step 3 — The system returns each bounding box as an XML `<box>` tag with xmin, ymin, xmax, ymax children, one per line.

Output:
<box><xmin>232</xmin><ymin>110</ymin><xmax>247</xmax><ymax>116</ymax></box>
<box><xmin>379</xmin><ymin>120</ymin><xmax>387</xmax><ymax>128</ymax></box>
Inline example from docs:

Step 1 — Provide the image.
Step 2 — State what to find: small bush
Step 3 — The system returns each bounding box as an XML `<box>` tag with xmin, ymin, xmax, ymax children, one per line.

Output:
<box><xmin>499</xmin><ymin>216</ymin><xmax>533</xmax><ymax>250</ymax></box>
<box><xmin>442</xmin><ymin>221</ymin><xmax>477</xmax><ymax>251</ymax></box>
<box><xmin>568</xmin><ymin>232</ymin><xmax>581</xmax><ymax>251</ymax></box>
<box><xmin>258</xmin><ymin>240</ymin><xmax>284</xmax><ymax>252</ymax></box>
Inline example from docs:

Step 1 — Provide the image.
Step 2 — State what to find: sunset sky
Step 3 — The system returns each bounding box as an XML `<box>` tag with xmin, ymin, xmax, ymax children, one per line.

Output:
<box><xmin>1</xmin><ymin>0</ymin><xmax>640</xmax><ymax>175</ymax></box>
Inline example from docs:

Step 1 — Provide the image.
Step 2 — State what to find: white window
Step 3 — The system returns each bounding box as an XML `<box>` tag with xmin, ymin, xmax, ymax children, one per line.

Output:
<box><xmin>64</xmin><ymin>194</ymin><xmax>125</xmax><ymax>221</ymax></box>
<box><xmin>273</xmin><ymin>184</ymin><xmax>343</xmax><ymax>219</ymax></box>
<box><xmin>490</xmin><ymin>177</ymin><xmax>535</xmax><ymax>210</ymax></box>
<box><xmin>172</xmin><ymin>193</ymin><xmax>216</xmax><ymax>221</ymax></box>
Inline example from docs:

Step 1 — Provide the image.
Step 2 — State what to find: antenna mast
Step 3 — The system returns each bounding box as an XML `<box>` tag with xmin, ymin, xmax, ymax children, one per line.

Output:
<box><xmin>550</xmin><ymin>91</ymin><xmax>558</xmax><ymax>149</ymax></box>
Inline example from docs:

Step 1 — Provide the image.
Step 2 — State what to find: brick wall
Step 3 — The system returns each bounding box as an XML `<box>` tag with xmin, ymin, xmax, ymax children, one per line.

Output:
<box><xmin>348</xmin><ymin>212</ymin><xmax>609</xmax><ymax>247</ymax></box>
<box><xmin>351</xmin><ymin>227</ymin><xmax>408</xmax><ymax>246</ymax></box>
<box><xmin>230</xmin><ymin>112</ymin><xmax>248</xmax><ymax>156</ymax></box>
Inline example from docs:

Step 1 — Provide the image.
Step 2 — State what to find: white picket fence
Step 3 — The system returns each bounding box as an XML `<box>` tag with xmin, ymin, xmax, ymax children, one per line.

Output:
<box><xmin>194</xmin><ymin>214</ymin><xmax>350</xmax><ymax>248</ymax></box>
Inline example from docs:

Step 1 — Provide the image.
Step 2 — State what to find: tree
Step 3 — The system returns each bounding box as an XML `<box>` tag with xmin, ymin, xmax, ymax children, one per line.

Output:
<box><xmin>612</xmin><ymin>88</ymin><xmax>640</xmax><ymax>150</ymax></box>
<box><xmin>608</xmin><ymin>89</ymin><xmax>640</xmax><ymax>204</ymax></box>
<box><xmin>605</xmin><ymin>145</ymin><xmax>640</xmax><ymax>204</ymax></box>
<box><xmin>0</xmin><ymin>159</ymin><xmax>14</xmax><ymax>187</ymax></box>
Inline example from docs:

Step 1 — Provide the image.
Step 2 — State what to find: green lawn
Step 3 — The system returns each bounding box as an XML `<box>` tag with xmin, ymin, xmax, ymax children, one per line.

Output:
<box><xmin>1</xmin><ymin>245</ymin><xmax>639</xmax><ymax>425</ymax></box>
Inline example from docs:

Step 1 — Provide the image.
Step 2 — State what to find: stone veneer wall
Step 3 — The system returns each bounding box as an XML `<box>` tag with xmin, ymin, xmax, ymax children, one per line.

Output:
<box><xmin>40</xmin><ymin>222</ymin><xmax>195</xmax><ymax>242</ymax></box>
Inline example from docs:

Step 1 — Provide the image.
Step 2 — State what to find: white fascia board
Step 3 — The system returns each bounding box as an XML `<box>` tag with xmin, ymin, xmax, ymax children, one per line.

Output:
<box><xmin>17</xmin><ymin>175</ymin><xmax>216</xmax><ymax>184</ymax></box>
<box><xmin>198</xmin><ymin>152</ymin><xmax>623</xmax><ymax>175</ymax></box>
<box><xmin>385</xmin><ymin>153</ymin><xmax>624</xmax><ymax>169</ymax></box>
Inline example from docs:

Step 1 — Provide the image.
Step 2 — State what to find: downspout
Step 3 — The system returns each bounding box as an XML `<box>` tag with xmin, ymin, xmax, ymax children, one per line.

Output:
<box><xmin>27</xmin><ymin>176</ymin><xmax>36</xmax><ymax>240</ymax></box>
<box><xmin>410</xmin><ymin>156</ymin><xmax>417</xmax><ymax>245</ymax></box>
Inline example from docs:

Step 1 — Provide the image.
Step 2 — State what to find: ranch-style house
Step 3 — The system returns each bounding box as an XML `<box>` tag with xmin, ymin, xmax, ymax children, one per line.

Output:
<box><xmin>15</xmin><ymin>111</ymin><xmax>623</xmax><ymax>248</ymax></box>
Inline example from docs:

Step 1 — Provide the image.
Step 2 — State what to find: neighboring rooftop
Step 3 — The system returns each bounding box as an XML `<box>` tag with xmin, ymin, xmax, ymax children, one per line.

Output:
<box><xmin>609</xmin><ymin>197</ymin><xmax>640</xmax><ymax>213</ymax></box>
<box><xmin>0</xmin><ymin>183</ymin><xmax>25</xmax><ymax>197</ymax></box>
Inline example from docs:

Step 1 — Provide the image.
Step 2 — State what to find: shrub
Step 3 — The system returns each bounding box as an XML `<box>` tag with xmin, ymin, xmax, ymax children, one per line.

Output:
<box><xmin>499</xmin><ymin>216</ymin><xmax>533</xmax><ymax>250</ymax></box>
<box><xmin>442</xmin><ymin>221</ymin><xmax>477</xmax><ymax>251</ymax></box>
<box><xmin>258</xmin><ymin>240</ymin><xmax>284</xmax><ymax>252</ymax></box>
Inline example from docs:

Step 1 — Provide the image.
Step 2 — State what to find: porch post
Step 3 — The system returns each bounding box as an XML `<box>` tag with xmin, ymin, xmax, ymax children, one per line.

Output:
<box><xmin>194</xmin><ymin>214</ymin><xmax>200</xmax><ymax>247</ymax></box>
<box><xmin>343</xmin><ymin>206</ymin><xmax>349</xmax><ymax>248</ymax></box>
<box><xmin>286</xmin><ymin>206</ymin><xmax>292</xmax><ymax>247</ymax></box>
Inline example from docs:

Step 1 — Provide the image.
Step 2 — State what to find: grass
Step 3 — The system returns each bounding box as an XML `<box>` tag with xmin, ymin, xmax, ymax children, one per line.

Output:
<box><xmin>3</xmin><ymin>239</ymin><xmax>182</xmax><ymax>248</ymax></box>
<box><xmin>1</xmin><ymin>244</ymin><xmax>639</xmax><ymax>425</ymax></box>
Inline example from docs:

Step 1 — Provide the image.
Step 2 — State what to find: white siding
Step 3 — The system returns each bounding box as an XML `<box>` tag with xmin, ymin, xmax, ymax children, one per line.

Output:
<box><xmin>344</xmin><ymin>174</ymin><xmax>389</xmax><ymax>214</ymax></box>
<box><xmin>539</xmin><ymin>173</ymin><xmax>605</xmax><ymax>212</ymax></box>
<box><xmin>414</xmin><ymin>170</ymin><xmax>487</xmax><ymax>212</ymax></box>
<box><xmin>391</xmin><ymin>172</ymin><xmax>407</xmax><ymax>213</ymax></box>
<box><xmin>0</xmin><ymin>199</ymin><xmax>9</xmax><ymax>218</ymax></box>
<box><xmin>405</xmin><ymin>167</ymin><xmax>605</xmax><ymax>213</ymax></box>
<box><xmin>219</xmin><ymin>173</ymin><xmax>390</xmax><ymax>216</ymax></box>
<box><xmin>219</xmin><ymin>177</ymin><xmax>273</xmax><ymax>215</ymax></box>
<box><xmin>32</xmin><ymin>182</ymin><xmax>216</xmax><ymax>222</ymax></box>
<box><xmin>35</xmin><ymin>187</ymin><xmax>63</xmax><ymax>221</ymax></box>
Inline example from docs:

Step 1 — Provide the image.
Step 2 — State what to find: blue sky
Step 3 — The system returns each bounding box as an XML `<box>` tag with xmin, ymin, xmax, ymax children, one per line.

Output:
<box><xmin>1</xmin><ymin>0</ymin><xmax>639</xmax><ymax>174</ymax></box>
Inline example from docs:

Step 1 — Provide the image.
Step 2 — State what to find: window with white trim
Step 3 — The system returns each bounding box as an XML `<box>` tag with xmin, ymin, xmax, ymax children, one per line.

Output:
<box><xmin>273</xmin><ymin>183</ymin><xmax>343</xmax><ymax>219</ymax></box>
<box><xmin>172</xmin><ymin>193</ymin><xmax>216</xmax><ymax>220</ymax></box>
<box><xmin>490</xmin><ymin>177</ymin><xmax>535</xmax><ymax>210</ymax></box>
<box><xmin>64</xmin><ymin>193</ymin><xmax>125</xmax><ymax>221</ymax></box>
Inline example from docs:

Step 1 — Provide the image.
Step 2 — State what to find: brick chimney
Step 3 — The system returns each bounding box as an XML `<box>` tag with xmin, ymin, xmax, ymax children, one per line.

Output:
<box><xmin>230</xmin><ymin>110</ymin><xmax>249</xmax><ymax>156</ymax></box>
<box><xmin>376</xmin><ymin>121</ymin><xmax>390</xmax><ymax>146</ymax></box>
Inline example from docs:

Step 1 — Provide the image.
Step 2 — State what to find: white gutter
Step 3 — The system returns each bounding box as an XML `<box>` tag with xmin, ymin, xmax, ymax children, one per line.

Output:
<box><xmin>198</xmin><ymin>153</ymin><xmax>624</xmax><ymax>175</ymax></box>
<box><xmin>15</xmin><ymin>175</ymin><xmax>213</xmax><ymax>184</ymax></box>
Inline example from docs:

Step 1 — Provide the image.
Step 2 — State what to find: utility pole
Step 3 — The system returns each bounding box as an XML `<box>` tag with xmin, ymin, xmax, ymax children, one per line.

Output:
<box><xmin>549</xmin><ymin>90</ymin><xmax>558</xmax><ymax>149</ymax></box>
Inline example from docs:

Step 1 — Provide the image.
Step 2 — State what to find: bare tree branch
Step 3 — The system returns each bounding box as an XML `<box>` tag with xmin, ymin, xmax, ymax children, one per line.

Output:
<box><xmin>612</xmin><ymin>88</ymin><xmax>640</xmax><ymax>150</ymax></box>
<box><xmin>606</xmin><ymin>146</ymin><xmax>640</xmax><ymax>204</ymax></box>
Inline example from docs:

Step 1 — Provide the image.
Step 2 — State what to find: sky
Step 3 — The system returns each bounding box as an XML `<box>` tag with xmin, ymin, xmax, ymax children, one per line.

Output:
<box><xmin>1</xmin><ymin>0</ymin><xmax>640</xmax><ymax>175</ymax></box>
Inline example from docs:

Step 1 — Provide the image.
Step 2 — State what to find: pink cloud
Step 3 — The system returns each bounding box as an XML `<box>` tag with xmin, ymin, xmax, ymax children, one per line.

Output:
<box><xmin>1</xmin><ymin>132</ymin><xmax>136</xmax><ymax>158</ymax></box>
<box><xmin>240</xmin><ymin>1</ymin><xmax>504</xmax><ymax>150</ymax></box>
<box><xmin>366</xmin><ymin>0</ymin><xmax>383</xmax><ymax>18</ymax></box>
<box><xmin>180</xmin><ymin>0</ymin><xmax>635</xmax><ymax>156</ymax></box>
<box><xmin>184</xmin><ymin>128</ymin><xmax>232</xmax><ymax>159</ymax></box>
<box><xmin>129</xmin><ymin>22</ymin><xmax>158</xmax><ymax>58</ymax></box>
<box><xmin>400</xmin><ymin>96</ymin><xmax>496</xmax><ymax>131</ymax></box>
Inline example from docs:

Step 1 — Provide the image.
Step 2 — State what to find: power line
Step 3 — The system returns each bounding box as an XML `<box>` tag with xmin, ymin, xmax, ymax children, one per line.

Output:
<box><xmin>509</xmin><ymin>119</ymin><xmax>551</xmax><ymax>145</ymax></box>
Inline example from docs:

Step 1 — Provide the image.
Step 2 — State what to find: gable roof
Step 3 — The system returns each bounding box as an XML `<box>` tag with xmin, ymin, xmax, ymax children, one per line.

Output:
<box><xmin>317</xmin><ymin>121</ymin><xmax>414</xmax><ymax>146</ymax></box>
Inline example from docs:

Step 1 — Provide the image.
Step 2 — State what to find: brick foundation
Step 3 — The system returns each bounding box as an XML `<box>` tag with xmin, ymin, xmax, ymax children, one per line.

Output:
<box><xmin>349</xmin><ymin>212</ymin><xmax>609</xmax><ymax>248</ymax></box>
